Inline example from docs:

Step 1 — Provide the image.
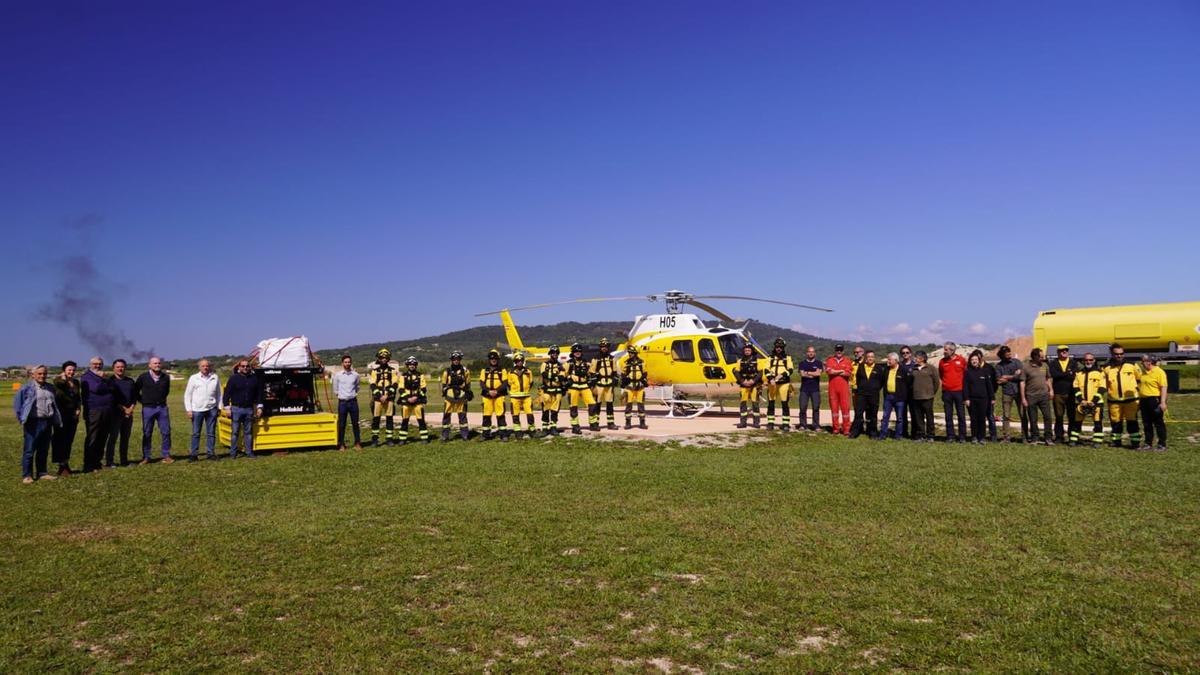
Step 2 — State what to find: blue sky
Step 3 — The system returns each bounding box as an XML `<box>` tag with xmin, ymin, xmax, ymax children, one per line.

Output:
<box><xmin>2</xmin><ymin>1</ymin><xmax>1197</xmax><ymax>364</ymax></box>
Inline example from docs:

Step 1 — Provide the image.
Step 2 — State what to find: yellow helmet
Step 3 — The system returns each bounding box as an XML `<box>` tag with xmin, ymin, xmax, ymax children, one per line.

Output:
<box><xmin>376</xmin><ymin>348</ymin><xmax>391</xmax><ymax>360</ymax></box>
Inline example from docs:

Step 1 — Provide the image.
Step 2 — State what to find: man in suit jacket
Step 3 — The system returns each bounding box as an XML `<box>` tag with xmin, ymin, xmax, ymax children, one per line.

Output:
<box><xmin>849</xmin><ymin>351</ymin><xmax>888</xmax><ymax>439</ymax></box>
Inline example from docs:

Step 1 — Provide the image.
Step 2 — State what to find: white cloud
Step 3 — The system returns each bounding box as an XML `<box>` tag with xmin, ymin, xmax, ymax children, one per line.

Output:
<box><xmin>967</xmin><ymin>322</ymin><xmax>988</xmax><ymax>336</ymax></box>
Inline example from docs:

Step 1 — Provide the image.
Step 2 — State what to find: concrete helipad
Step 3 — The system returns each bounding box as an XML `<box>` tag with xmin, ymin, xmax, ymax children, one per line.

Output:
<box><xmin>378</xmin><ymin>404</ymin><xmax>967</xmax><ymax>441</ymax></box>
<box><xmin>384</xmin><ymin>404</ymin><xmax>761</xmax><ymax>441</ymax></box>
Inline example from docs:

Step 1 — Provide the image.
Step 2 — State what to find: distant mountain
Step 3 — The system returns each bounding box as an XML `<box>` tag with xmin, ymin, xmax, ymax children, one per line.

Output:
<box><xmin>311</xmin><ymin>318</ymin><xmax>939</xmax><ymax>369</ymax></box>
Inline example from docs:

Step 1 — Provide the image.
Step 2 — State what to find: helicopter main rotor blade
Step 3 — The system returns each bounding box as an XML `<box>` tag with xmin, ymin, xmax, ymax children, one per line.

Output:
<box><xmin>475</xmin><ymin>296</ymin><xmax>651</xmax><ymax>317</ymax></box>
<box><xmin>693</xmin><ymin>295</ymin><xmax>834</xmax><ymax>313</ymax></box>
<box><xmin>683</xmin><ymin>300</ymin><xmax>736</xmax><ymax>323</ymax></box>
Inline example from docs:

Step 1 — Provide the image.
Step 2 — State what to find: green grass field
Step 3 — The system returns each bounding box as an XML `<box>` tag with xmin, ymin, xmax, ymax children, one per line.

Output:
<box><xmin>2</xmin><ymin>381</ymin><xmax>1198</xmax><ymax>672</ymax></box>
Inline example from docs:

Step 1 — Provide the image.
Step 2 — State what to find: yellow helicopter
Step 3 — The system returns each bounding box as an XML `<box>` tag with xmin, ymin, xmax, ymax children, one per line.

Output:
<box><xmin>476</xmin><ymin>290</ymin><xmax>833</xmax><ymax>417</ymax></box>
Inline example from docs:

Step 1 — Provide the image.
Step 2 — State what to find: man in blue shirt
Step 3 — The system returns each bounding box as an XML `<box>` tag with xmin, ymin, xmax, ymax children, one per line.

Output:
<box><xmin>222</xmin><ymin>360</ymin><xmax>262</xmax><ymax>459</ymax></box>
<box><xmin>796</xmin><ymin>345</ymin><xmax>824</xmax><ymax>431</ymax></box>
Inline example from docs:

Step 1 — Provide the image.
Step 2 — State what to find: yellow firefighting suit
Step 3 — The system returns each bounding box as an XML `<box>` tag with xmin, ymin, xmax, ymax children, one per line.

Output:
<box><xmin>1071</xmin><ymin>366</ymin><xmax>1107</xmax><ymax>446</ymax></box>
<box><xmin>368</xmin><ymin>360</ymin><xmax>399</xmax><ymax>445</ymax></box>
<box><xmin>539</xmin><ymin>361</ymin><xmax>566</xmax><ymax>435</ymax></box>
<box><xmin>590</xmin><ymin>352</ymin><xmax>619</xmax><ymax>429</ymax></box>
<box><xmin>621</xmin><ymin>356</ymin><xmax>649</xmax><ymax>429</ymax></box>
<box><xmin>440</xmin><ymin>365</ymin><xmax>473</xmax><ymax>441</ymax></box>
<box><xmin>397</xmin><ymin>371</ymin><xmax>429</xmax><ymax>443</ymax></box>
<box><xmin>507</xmin><ymin>366</ymin><xmax>536</xmax><ymax>438</ymax></box>
<box><xmin>565</xmin><ymin>356</ymin><xmax>596</xmax><ymax>433</ymax></box>
<box><xmin>479</xmin><ymin>366</ymin><xmax>510</xmax><ymax>440</ymax></box>
<box><xmin>735</xmin><ymin>355</ymin><xmax>763</xmax><ymax>428</ymax></box>
<box><xmin>1103</xmin><ymin>361</ymin><xmax>1141</xmax><ymax>447</ymax></box>
<box><xmin>765</xmin><ymin>354</ymin><xmax>794</xmax><ymax>430</ymax></box>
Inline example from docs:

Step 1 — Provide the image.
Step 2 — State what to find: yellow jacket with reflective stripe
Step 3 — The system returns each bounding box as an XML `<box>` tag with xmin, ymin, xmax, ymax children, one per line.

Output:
<box><xmin>765</xmin><ymin>355</ymin><xmax>794</xmax><ymax>384</ymax></box>
<box><xmin>1102</xmin><ymin>362</ymin><xmax>1140</xmax><ymax>402</ymax></box>
<box><xmin>507</xmin><ymin>367</ymin><xmax>534</xmax><ymax>398</ymax></box>
<box><xmin>1073</xmin><ymin>367</ymin><xmax>1106</xmax><ymax>404</ymax></box>
<box><xmin>589</xmin><ymin>355</ymin><xmax>617</xmax><ymax>387</ymax></box>
<box><xmin>479</xmin><ymin>367</ymin><xmax>509</xmax><ymax>397</ymax></box>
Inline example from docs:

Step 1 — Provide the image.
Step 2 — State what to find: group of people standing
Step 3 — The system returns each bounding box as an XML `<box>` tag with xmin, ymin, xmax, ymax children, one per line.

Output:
<box><xmin>13</xmin><ymin>337</ymin><xmax>1176</xmax><ymax>482</ymax></box>
<box><xmin>331</xmin><ymin>338</ymin><xmax>651</xmax><ymax>447</ymax></box>
<box><xmin>729</xmin><ymin>339</ymin><xmax>1170</xmax><ymax>449</ymax></box>
<box><xmin>12</xmin><ymin>356</ymin><xmax>265</xmax><ymax>483</ymax></box>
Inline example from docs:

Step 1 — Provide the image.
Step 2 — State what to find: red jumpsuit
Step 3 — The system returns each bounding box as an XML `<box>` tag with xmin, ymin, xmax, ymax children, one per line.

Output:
<box><xmin>825</xmin><ymin>355</ymin><xmax>853</xmax><ymax>434</ymax></box>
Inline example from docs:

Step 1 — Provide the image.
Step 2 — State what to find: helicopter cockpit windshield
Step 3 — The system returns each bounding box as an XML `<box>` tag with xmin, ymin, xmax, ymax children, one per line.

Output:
<box><xmin>718</xmin><ymin>333</ymin><xmax>753</xmax><ymax>363</ymax></box>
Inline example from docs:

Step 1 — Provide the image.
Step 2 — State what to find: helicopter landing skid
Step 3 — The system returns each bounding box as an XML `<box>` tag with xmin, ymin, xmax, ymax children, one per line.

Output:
<box><xmin>651</xmin><ymin>388</ymin><xmax>716</xmax><ymax>419</ymax></box>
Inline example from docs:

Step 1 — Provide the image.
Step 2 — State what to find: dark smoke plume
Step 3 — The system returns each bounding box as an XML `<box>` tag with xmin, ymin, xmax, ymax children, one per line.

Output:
<box><xmin>35</xmin><ymin>214</ymin><xmax>156</xmax><ymax>362</ymax></box>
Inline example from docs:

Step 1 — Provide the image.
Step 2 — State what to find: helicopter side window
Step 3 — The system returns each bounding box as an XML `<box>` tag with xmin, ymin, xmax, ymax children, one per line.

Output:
<box><xmin>698</xmin><ymin>338</ymin><xmax>720</xmax><ymax>364</ymax></box>
<box><xmin>671</xmin><ymin>340</ymin><xmax>695</xmax><ymax>362</ymax></box>
<box><xmin>718</xmin><ymin>334</ymin><xmax>748</xmax><ymax>364</ymax></box>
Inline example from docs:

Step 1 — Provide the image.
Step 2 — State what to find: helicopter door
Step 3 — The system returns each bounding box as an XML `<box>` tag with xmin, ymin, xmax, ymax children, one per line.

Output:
<box><xmin>670</xmin><ymin>340</ymin><xmax>695</xmax><ymax>362</ymax></box>
<box><xmin>698</xmin><ymin>338</ymin><xmax>726</xmax><ymax>380</ymax></box>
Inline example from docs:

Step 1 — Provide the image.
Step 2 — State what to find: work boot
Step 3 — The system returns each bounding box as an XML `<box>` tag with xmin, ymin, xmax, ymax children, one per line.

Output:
<box><xmin>572</xmin><ymin>426</ymin><xmax>582</xmax><ymax>435</ymax></box>
<box><xmin>1111</xmin><ymin>439</ymin><xmax>1123</xmax><ymax>449</ymax></box>
<box><xmin>626</xmin><ymin>421</ymin><xmax>634</xmax><ymax>430</ymax></box>
<box><xmin>459</xmin><ymin>428</ymin><xmax>470</xmax><ymax>441</ymax></box>
<box><xmin>753</xmin><ymin>420</ymin><xmax>760</xmax><ymax>429</ymax></box>
<box><xmin>638</xmin><ymin>421</ymin><xmax>648</xmax><ymax>430</ymax></box>
<box><xmin>514</xmin><ymin>430</ymin><xmax>524</xmax><ymax>441</ymax></box>
<box><xmin>441</xmin><ymin>428</ymin><xmax>450</xmax><ymax>442</ymax></box>
<box><xmin>781</xmin><ymin>425</ymin><xmax>791</xmax><ymax>432</ymax></box>
<box><xmin>552</xmin><ymin>427</ymin><xmax>562</xmax><ymax>436</ymax></box>
<box><xmin>606</xmin><ymin>422</ymin><xmax>618</xmax><ymax>430</ymax></box>
<box><xmin>766</xmin><ymin>423</ymin><xmax>775</xmax><ymax>431</ymax></box>
<box><xmin>736</xmin><ymin>421</ymin><xmax>747</xmax><ymax>429</ymax></box>
<box><xmin>589</xmin><ymin>423</ymin><xmax>600</xmax><ymax>432</ymax></box>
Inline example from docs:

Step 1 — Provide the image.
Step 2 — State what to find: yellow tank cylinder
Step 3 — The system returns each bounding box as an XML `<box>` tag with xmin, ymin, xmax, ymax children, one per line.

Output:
<box><xmin>1033</xmin><ymin>301</ymin><xmax>1200</xmax><ymax>352</ymax></box>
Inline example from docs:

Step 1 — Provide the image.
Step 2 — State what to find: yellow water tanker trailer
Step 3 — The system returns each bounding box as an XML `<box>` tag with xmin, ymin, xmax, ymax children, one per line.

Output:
<box><xmin>1033</xmin><ymin>301</ymin><xmax>1200</xmax><ymax>357</ymax></box>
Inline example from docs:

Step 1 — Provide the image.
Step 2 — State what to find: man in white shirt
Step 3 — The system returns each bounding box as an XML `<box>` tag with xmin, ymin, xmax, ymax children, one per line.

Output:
<box><xmin>184</xmin><ymin>359</ymin><xmax>222</xmax><ymax>461</ymax></box>
<box><xmin>331</xmin><ymin>354</ymin><xmax>363</xmax><ymax>450</ymax></box>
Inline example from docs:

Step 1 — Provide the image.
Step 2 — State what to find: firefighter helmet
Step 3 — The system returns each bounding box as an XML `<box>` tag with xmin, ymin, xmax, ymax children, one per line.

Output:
<box><xmin>599</xmin><ymin>337</ymin><xmax>611</xmax><ymax>348</ymax></box>
<box><xmin>487</xmin><ymin>349</ymin><xmax>500</xmax><ymax>360</ymax></box>
<box><xmin>548</xmin><ymin>346</ymin><xmax>560</xmax><ymax>356</ymax></box>
<box><xmin>376</xmin><ymin>348</ymin><xmax>391</xmax><ymax>359</ymax></box>
<box><xmin>627</xmin><ymin>344</ymin><xmax>639</xmax><ymax>355</ymax></box>
<box><xmin>405</xmin><ymin>356</ymin><xmax>418</xmax><ymax>366</ymax></box>
<box><xmin>773</xmin><ymin>338</ymin><xmax>786</xmax><ymax>350</ymax></box>
<box><xmin>450</xmin><ymin>350</ymin><xmax>463</xmax><ymax>360</ymax></box>
<box><xmin>570</xmin><ymin>343</ymin><xmax>582</xmax><ymax>353</ymax></box>
<box><xmin>512</xmin><ymin>352</ymin><xmax>525</xmax><ymax>363</ymax></box>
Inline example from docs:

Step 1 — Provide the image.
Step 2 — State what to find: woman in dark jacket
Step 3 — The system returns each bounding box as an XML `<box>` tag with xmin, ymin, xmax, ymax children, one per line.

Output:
<box><xmin>964</xmin><ymin>352</ymin><xmax>995</xmax><ymax>444</ymax></box>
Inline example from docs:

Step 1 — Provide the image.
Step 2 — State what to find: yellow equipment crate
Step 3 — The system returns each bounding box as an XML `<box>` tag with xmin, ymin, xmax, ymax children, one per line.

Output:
<box><xmin>218</xmin><ymin>412</ymin><xmax>338</xmax><ymax>451</ymax></box>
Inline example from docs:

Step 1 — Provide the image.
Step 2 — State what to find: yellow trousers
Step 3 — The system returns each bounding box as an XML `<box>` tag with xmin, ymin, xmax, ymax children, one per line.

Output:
<box><xmin>443</xmin><ymin>400</ymin><xmax>467</xmax><ymax>414</ymax></box>
<box><xmin>540</xmin><ymin>392</ymin><xmax>562</xmax><ymax>411</ymax></box>
<box><xmin>510</xmin><ymin>396</ymin><xmax>533</xmax><ymax>415</ymax></box>
<box><xmin>400</xmin><ymin>404</ymin><xmax>424</xmax><ymax>419</ymax></box>
<box><xmin>372</xmin><ymin>400</ymin><xmax>395</xmax><ymax>416</ymax></box>
<box><xmin>1075</xmin><ymin>403</ymin><xmax>1102</xmax><ymax>423</ymax></box>
<box><xmin>767</xmin><ymin>383</ymin><xmax>791</xmax><ymax>401</ymax></box>
<box><xmin>623</xmin><ymin>388</ymin><xmax>645</xmax><ymax>404</ymax></box>
<box><xmin>593</xmin><ymin>385</ymin><xmax>616</xmax><ymax>403</ymax></box>
<box><xmin>1108</xmin><ymin>400</ymin><xmax>1137</xmax><ymax>423</ymax></box>
<box><xmin>482</xmin><ymin>396</ymin><xmax>506</xmax><ymax>416</ymax></box>
<box><xmin>569</xmin><ymin>388</ymin><xmax>595</xmax><ymax>407</ymax></box>
<box><xmin>740</xmin><ymin>386</ymin><xmax>760</xmax><ymax>402</ymax></box>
